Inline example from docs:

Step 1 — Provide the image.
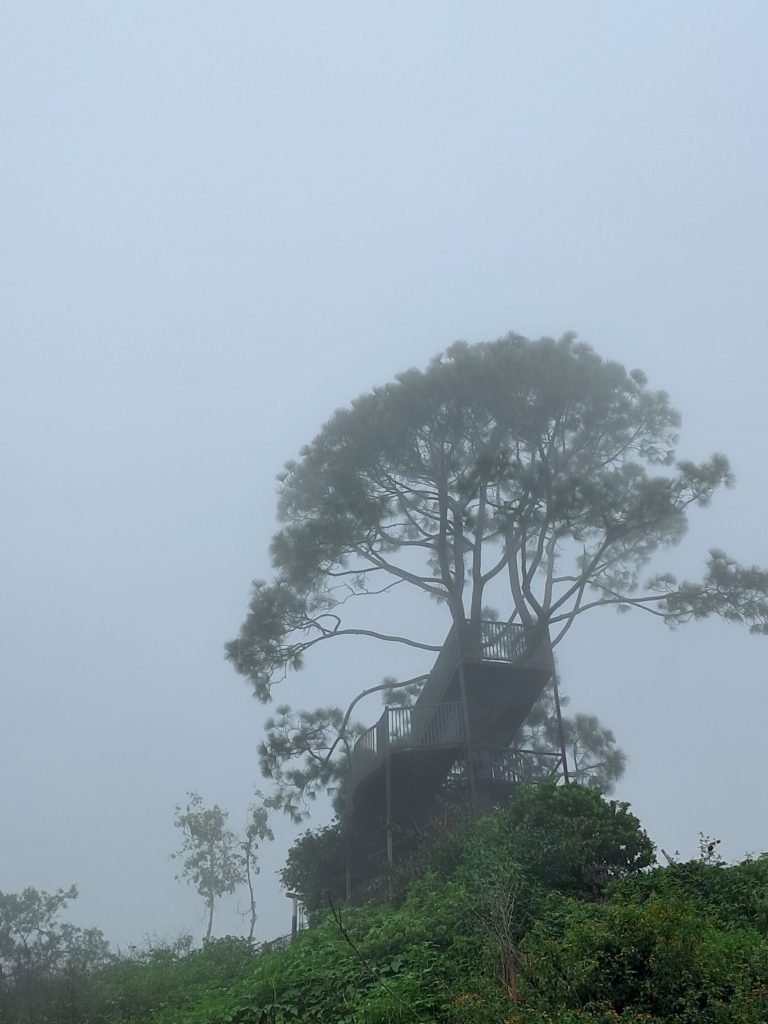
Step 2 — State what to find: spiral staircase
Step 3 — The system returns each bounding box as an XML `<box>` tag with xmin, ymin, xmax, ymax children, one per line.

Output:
<box><xmin>347</xmin><ymin>619</ymin><xmax>555</xmax><ymax>870</ymax></box>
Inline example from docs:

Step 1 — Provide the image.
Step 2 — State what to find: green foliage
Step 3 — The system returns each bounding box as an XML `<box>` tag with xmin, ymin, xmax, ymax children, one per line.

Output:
<box><xmin>409</xmin><ymin>784</ymin><xmax>655</xmax><ymax>901</ymax></box>
<box><xmin>518</xmin><ymin>891</ymin><xmax>768</xmax><ymax>1022</ymax></box>
<box><xmin>93</xmin><ymin>936</ymin><xmax>256</xmax><ymax>1024</ymax></box>
<box><xmin>501</xmin><ymin>783</ymin><xmax>655</xmax><ymax>896</ymax></box>
<box><xmin>610</xmin><ymin>854</ymin><xmax>768</xmax><ymax>931</ymax></box>
<box><xmin>285</xmin><ymin>783</ymin><xmax>654</xmax><ymax>929</ymax></box>
<box><xmin>280</xmin><ymin>821</ymin><xmax>348</xmax><ymax>917</ymax></box>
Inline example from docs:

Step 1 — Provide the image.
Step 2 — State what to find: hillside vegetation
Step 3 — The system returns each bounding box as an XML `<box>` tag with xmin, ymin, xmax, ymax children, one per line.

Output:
<box><xmin>10</xmin><ymin>785</ymin><xmax>764</xmax><ymax>1024</ymax></box>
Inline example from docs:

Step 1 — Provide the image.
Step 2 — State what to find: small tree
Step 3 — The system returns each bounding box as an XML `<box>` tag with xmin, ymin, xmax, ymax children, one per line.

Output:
<box><xmin>0</xmin><ymin>885</ymin><xmax>108</xmax><ymax>1023</ymax></box>
<box><xmin>240</xmin><ymin>796</ymin><xmax>274</xmax><ymax>941</ymax></box>
<box><xmin>173</xmin><ymin>793</ymin><xmax>243</xmax><ymax>942</ymax></box>
<box><xmin>280</xmin><ymin>822</ymin><xmax>348</xmax><ymax>918</ymax></box>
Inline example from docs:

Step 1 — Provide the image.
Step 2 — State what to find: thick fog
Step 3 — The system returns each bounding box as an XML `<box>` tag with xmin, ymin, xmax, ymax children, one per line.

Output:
<box><xmin>2</xmin><ymin>2</ymin><xmax>767</xmax><ymax>946</ymax></box>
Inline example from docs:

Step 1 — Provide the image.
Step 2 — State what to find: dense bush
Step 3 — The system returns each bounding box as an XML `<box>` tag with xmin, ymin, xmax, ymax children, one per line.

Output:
<box><xmin>518</xmin><ymin>888</ymin><xmax>768</xmax><ymax>1022</ymax></box>
<box><xmin>91</xmin><ymin>936</ymin><xmax>257</xmax><ymax>1024</ymax></box>
<box><xmin>280</xmin><ymin>821</ymin><xmax>348</xmax><ymax>916</ymax></box>
<box><xmin>409</xmin><ymin>783</ymin><xmax>655</xmax><ymax>899</ymax></box>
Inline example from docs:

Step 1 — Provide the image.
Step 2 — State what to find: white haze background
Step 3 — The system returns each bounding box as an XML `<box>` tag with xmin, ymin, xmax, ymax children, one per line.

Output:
<box><xmin>1</xmin><ymin>2</ymin><xmax>767</xmax><ymax>945</ymax></box>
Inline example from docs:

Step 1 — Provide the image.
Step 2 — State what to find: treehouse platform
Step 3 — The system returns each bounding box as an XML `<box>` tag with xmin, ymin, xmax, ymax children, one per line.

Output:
<box><xmin>347</xmin><ymin>620</ymin><xmax>555</xmax><ymax>837</ymax></box>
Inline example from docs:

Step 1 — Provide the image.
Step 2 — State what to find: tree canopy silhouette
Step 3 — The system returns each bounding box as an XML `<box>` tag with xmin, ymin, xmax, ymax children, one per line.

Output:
<box><xmin>227</xmin><ymin>333</ymin><xmax>768</xmax><ymax>813</ymax></box>
<box><xmin>229</xmin><ymin>333</ymin><xmax>767</xmax><ymax>698</ymax></box>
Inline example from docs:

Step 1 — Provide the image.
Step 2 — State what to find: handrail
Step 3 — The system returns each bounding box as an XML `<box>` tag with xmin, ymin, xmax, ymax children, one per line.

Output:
<box><xmin>464</xmin><ymin>619</ymin><xmax>538</xmax><ymax>662</ymax></box>
<box><xmin>349</xmin><ymin>701</ymin><xmax>465</xmax><ymax>790</ymax></box>
<box><xmin>447</xmin><ymin>745</ymin><xmax>560</xmax><ymax>786</ymax></box>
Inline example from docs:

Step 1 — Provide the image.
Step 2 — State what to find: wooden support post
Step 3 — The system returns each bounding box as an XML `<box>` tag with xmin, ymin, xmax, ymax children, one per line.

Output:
<box><xmin>344</xmin><ymin>825</ymin><xmax>352</xmax><ymax>902</ymax></box>
<box><xmin>455</xmin><ymin>621</ymin><xmax>477</xmax><ymax>811</ymax></box>
<box><xmin>286</xmin><ymin>892</ymin><xmax>302</xmax><ymax>940</ymax></box>
<box><xmin>552</xmin><ymin>672</ymin><xmax>570</xmax><ymax>784</ymax></box>
<box><xmin>383</xmin><ymin>708</ymin><xmax>394</xmax><ymax>896</ymax></box>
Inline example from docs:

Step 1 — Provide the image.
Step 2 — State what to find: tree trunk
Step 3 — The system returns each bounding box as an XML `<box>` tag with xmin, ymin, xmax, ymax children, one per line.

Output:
<box><xmin>245</xmin><ymin>849</ymin><xmax>257</xmax><ymax>941</ymax></box>
<box><xmin>502</xmin><ymin>952</ymin><xmax>517</xmax><ymax>1003</ymax></box>
<box><xmin>552</xmin><ymin>673</ymin><xmax>570</xmax><ymax>784</ymax></box>
<box><xmin>205</xmin><ymin>896</ymin><xmax>214</xmax><ymax>942</ymax></box>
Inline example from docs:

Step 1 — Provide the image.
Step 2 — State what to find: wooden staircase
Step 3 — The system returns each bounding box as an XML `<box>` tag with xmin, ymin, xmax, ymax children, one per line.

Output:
<box><xmin>348</xmin><ymin>620</ymin><xmax>555</xmax><ymax>839</ymax></box>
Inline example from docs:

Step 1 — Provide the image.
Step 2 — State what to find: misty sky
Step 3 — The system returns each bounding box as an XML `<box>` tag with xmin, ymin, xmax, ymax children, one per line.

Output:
<box><xmin>2</xmin><ymin>3</ymin><xmax>767</xmax><ymax>946</ymax></box>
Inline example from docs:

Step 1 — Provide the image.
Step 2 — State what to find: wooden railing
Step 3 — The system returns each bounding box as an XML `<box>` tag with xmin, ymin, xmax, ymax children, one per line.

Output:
<box><xmin>390</xmin><ymin>700</ymin><xmax>465</xmax><ymax>749</ymax></box>
<box><xmin>464</xmin><ymin>619</ymin><xmax>536</xmax><ymax>662</ymax></box>
<box><xmin>446</xmin><ymin>746</ymin><xmax>560</xmax><ymax>786</ymax></box>
<box><xmin>349</xmin><ymin>701</ymin><xmax>465</xmax><ymax>790</ymax></box>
